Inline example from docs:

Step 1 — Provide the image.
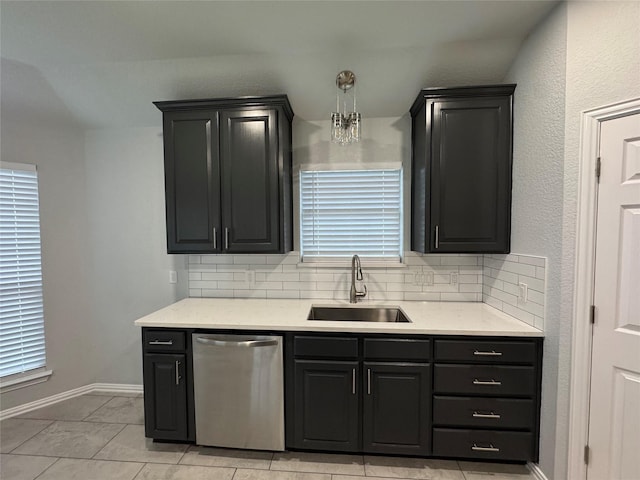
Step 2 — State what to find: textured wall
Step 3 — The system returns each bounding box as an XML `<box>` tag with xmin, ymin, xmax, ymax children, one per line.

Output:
<box><xmin>503</xmin><ymin>4</ymin><xmax>568</xmax><ymax>478</ymax></box>
<box><xmin>557</xmin><ymin>2</ymin><xmax>640</xmax><ymax>479</ymax></box>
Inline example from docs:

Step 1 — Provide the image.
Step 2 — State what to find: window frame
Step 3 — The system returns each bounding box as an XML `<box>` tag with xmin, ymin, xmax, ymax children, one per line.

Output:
<box><xmin>0</xmin><ymin>161</ymin><xmax>49</xmax><ymax>390</ymax></box>
<box><xmin>299</xmin><ymin>167</ymin><xmax>404</xmax><ymax>265</ymax></box>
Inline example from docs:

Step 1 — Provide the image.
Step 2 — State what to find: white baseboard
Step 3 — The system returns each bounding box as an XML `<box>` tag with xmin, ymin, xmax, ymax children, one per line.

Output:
<box><xmin>0</xmin><ymin>383</ymin><xmax>143</xmax><ymax>421</ymax></box>
<box><xmin>528</xmin><ymin>462</ymin><xmax>549</xmax><ymax>480</ymax></box>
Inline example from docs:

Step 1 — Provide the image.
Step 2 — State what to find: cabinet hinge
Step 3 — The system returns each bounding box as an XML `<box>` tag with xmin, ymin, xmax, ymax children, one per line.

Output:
<box><xmin>590</xmin><ymin>305</ymin><xmax>596</xmax><ymax>324</ymax></box>
<box><xmin>596</xmin><ymin>157</ymin><xmax>601</xmax><ymax>182</ymax></box>
<box><xmin>584</xmin><ymin>445</ymin><xmax>590</xmax><ymax>465</ymax></box>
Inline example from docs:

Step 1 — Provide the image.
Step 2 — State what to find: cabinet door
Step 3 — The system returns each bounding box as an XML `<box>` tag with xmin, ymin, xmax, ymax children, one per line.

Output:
<box><xmin>220</xmin><ymin>109</ymin><xmax>280</xmax><ymax>253</ymax></box>
<box><xmin>163</xmin><ymin>111</ymin><xmax>221</xmax><ymax>253</ymax></box>
<box><xmin>293</xmin><ymin>360</ymin><xmax>359</xmax><ymax>452</ymax></box>
<box><xmin>430</xmin><ymin>96</ymin><xmax>512</xmax><ymax>253</ymax></box>
<box><xmin>362</xmin><ymin>362</ymin><xmax>431</xmax><ymax>455</ymax></box>
<box><xmin>143</xmin><ymin>353</ymin><xmax>188</xmax><ymax>441</ymax></box>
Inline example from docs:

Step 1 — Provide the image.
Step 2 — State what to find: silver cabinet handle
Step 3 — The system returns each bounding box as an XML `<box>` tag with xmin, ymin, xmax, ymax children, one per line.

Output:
<box><xmin>225</xmin><ymin>228</ymin><xmax>229</xmax><ymax>250</ymax></box>
<box><xmin>435</xmin><ymin>225</ymin><xmax>439</xmax><ymax>249</ymax></box>
<box><xmin>195</xmin><ymin>337</ymin><xmax>277</xmax><ymax>348</ymax></box>
<box><xmin>352</xmin><ymin>368</ymin><xmax>356</xmax><ymax>395</ymax></box>
<box><xmin>472</xmin><ymin>444</ymin><xmax>500</xmax><ymax>452</ymax></box>
<box><xmin>473</xmin><ymin>379</ymin><xmax>502</xmax><ymax>386</ymax></box>
<box><xmin>149</xmin><ymin>340</ymin><xmax>173</xmax><ymax>346</ymax></box>
<box><xmin>474</xmin><ymin>350</ymin><xmax>502</xmax><ymax>356</ymax></box>
<box><xmin>175</xmin><ymin>360</ymin><xmax>181</xmax><ymax>385</ymax></box>
<box><xmin>213</xmin><ymin>227</ymin><xmax>217</xmax><ymax>249</ymax></box>
<box><xmin>472</xmin><ymin>412</ymin><xmax>501</xmax><ymax>419</ymax></box>
<box><xmin>367</xmin><ymin>368</ymin><xmax>371</xmax><ymax>395</ymax></box>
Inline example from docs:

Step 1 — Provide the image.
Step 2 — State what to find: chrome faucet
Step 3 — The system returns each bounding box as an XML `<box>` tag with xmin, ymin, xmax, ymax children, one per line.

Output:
<box><xmin>350</xmin><ymin>255</ymin><xmax>367</xmax><ymax>303</ymax></box>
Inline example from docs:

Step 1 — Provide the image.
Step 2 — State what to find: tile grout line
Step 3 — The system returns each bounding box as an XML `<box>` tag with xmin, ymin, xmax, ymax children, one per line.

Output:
<box><xmin>31</xmin><ymin>456</ymin><xmax>62</xmax><ymax>480</ymax></box>
<box><xmin>5</xmin><ymin>419</ymin><xmax>54</xmax><ymax>454</ymax></box>
<box><xmin>90</xmin><ymin>422</ymin><xmax>128</xmax><ymax>460</ymax></box>
<box><xmin>131</xmin><ymin>461</ymin><xmax>148</xmax><ymax>480</ymax></box>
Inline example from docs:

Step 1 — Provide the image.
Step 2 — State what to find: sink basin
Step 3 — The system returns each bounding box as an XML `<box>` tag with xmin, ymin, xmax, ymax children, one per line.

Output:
<box><xmin>307</xmin><ymin>306</ymin><xmax>411</xmax><ymax>323</ymax></box>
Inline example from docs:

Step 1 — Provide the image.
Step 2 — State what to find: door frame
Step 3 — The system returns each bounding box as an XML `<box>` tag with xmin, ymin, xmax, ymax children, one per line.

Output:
<box><xmin>567</xmin><ymin>97</ymin><xmax>640</xmax><ymax>480</ymax></box>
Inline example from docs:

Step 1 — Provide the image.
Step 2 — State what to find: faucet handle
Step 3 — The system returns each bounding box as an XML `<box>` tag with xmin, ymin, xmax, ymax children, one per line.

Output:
<box><xmin>357</xmin><ymin>284</ymin><xmax>367</xmax><ymax>298</ymax></box>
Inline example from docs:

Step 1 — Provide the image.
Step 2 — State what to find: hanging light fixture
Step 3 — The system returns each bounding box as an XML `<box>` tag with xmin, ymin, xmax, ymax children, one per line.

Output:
<box><xmin>331</xmin><ymin>70</ymin><xmax>361</xmax><ymax>145</ymax></box>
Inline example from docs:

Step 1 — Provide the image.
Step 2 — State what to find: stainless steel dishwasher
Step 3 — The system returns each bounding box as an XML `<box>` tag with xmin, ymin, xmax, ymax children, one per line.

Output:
<box><xmin>191</xmin><ymin>333</ymin><xmax>284</xmax><ymax>451</ymax></box>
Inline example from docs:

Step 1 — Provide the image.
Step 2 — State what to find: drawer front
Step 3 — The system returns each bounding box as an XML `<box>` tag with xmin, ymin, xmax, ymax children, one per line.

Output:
<box><xmin>434</xmin><ymin>364</ymin><xmax>535</xmax><ymax>396</ymax></box>
<box><xmin>294</xmin><ymin>336</ymin><xmax>358</xmax><ymax>359</ymax></box>
<box><xmin>434</xmin><ymin>339</ymin><xmax>536</xmax><ymax>364</ymax></box>
<box><xmin>433</xmin><ymin>396</ymin><xmax>534</xmax><ymax>429</ymax></box>
<box><xmin>143</xmin><ymin>330</ymin><xmax>186</xmax><ymax>352</ymax></box>
<box><xmin>363</xmin><ymin>338</ymin><xmax>430</xmax><ymax>361</ymax></box>
<box><xmin>433</xmin><ymin>428</ymin><xmax>534</xmax><ymax>461</ymax></box>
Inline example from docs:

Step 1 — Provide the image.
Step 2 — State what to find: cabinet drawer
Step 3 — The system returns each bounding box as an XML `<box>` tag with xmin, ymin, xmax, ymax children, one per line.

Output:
<box><xmin>434</xmin><ymin>339</ymin><xmax>536</xmax><ymax>364</ymax></box>
<box><xmin>433</xmin><ymin>396</ymin><xmax>534</xmax><ymax>429</ymax></box>
<box><xmin>143</xmin><ymin>330</ymin><xmax>186</xmax><ymax>352</ymax></box>
<box><xmin>364</xmin><ymin>338</ymin><xmax>430</xmax><ymax>361</ymax></box>
<box><xmin>433</xmin><ymin>428</ymin><xmax>533</xmax><ymax>461</ymax></box>
<box><xmin>294</xmin><ymin>336</ymin><xmax>358</xmax><ymax>359</ymax></box>
<box><xmin>434</xmin><ymin>364</ymin><xmax>535</xmax><ymax>396</ymax></box>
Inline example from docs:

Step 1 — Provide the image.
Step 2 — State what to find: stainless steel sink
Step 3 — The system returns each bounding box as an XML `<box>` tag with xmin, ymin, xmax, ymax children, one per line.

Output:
<box><xmin>307</xmin><ymin>306</ymin><xmax>411</xmax><ymax>323</ymax></box>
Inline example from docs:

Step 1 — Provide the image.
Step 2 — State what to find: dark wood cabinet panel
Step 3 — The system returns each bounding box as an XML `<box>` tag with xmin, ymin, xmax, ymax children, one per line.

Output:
<box><xmin>433</xmin><ymin>396</ymin><xmax>534</xmax><ymax>430</ymax></box>
<box><xmin>434</xmin><ymin>364</ymin><xmax>535</xmax><ymax>397</ymax></box>
<box><xmin>411</xmin><ymin>85</ymin><xmax>515</xmax><ymax>253</ymax></box>
<box><xmin>293</xmin><ymin>359</ymin><xmax>360</xmax><ymax>451</ymax></box>
<box><xmin>362</xmin><ymin>362</ymin><xmax>431</xmax><ymax>455</ymax></box>
<box><xmin>163</xmin><ymin>111</ymin><xmax>220</xmax><ymax>253</ymax></box>
<box><xmin>143</xmin><ymin>353</ymin><xmax>188</xmax><ymax>441</ymax></box>
<box><xmin>433</xmin><ymin>428</ymin><xmax>534</xmax><ymax>462</ymax></box>
<box><xmin>155</xmin><ymin>96</ymin><xmax>293</xmax><ymax>254</ymax></box>
<box><xmin>221</xmin><ymin>109</ymin><xmax>280</xmax><ymax>252</ymax></box>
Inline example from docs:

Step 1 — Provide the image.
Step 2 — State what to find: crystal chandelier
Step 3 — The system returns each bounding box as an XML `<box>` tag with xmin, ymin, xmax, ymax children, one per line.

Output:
<box><xmin>331</xmin><ymin>70</ymin><xmax>361</xmax><ymax>145</ymax></box>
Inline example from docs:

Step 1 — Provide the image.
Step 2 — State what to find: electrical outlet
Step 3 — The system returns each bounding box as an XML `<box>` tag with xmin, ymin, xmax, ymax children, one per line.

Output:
<box><xmin>518</xmin><ymin>282</ymin><xmax>528</xmax><ymax>303</ymax></box>
<box><xmin>451</xmin><ymin>272</ymin><xmax>458</xmax><ymax>285</ymax></box>
<box><xmin>414</xmin><ymin>273</ymin><xmax>422</xmax><ymax>286</ymax></box>
<box><xmin>424</xmin><ymin>271</ymin><xmax>434</xmax><ymax>286</ymax></box>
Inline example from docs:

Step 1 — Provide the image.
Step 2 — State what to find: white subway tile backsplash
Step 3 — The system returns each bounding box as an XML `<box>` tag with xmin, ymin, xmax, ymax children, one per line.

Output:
<box><xmin>187</xmin><ymin>252</ymin><xmax>545</xmax><ymax>332</ymax></box>
<box><xmin>483</xmin><ymin>253</ymin><xmax>546</xmax><ymax>331</ymax></box>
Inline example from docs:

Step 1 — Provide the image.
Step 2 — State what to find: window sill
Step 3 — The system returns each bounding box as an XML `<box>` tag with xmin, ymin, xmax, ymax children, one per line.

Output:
<box><xmin>297</xmin><ymin>261</ymin><xmax>409</xmax><ymax>269</ymax></box>
<box><xmin>0</xmin><ymin>369</ymin><xmax>53</xmax><ymax>393</ymax></box>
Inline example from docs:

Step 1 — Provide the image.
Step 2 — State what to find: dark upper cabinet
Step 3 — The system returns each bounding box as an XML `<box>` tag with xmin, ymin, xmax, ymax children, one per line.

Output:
<box><xmin>410</xmin><ymin>85</ymin><xmax>515</xmax><ymax>253</ymax></box>
<box><xmin>155</xmin><ymin>96</ymin><xmax>294</xmax><ymax>254</ymax></box>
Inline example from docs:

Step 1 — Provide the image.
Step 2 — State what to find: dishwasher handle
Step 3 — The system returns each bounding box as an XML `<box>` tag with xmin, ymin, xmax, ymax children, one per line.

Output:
<box><xmin>195</xmin><ymin>337</ymin><xmax>279</xmax><ymax>348</ymax></box>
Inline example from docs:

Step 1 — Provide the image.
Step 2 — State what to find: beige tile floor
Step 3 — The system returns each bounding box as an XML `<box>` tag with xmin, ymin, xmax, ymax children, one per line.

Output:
<box><xmin>0</xmin><ymin>393</ymin><xmax>536</xmax><ymax>480</ymax></box>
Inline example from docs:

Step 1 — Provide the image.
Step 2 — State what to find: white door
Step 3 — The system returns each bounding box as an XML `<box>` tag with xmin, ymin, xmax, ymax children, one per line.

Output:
<box><xmin>588</xmin><ymin>112</ymin><xmax>640</xmax><ymax>480</ymax></box>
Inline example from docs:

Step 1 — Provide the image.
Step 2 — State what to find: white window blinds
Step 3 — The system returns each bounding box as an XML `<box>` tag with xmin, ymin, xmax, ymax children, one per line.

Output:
<box><xmin>0</xmin><ymin>163</ymin><xmax>46</xmax><ymax>378</ymax></box>
<box><xmin>300</xmin><ymin>169</ymin><xmax>402</xmax><ymax>261</ymax></box>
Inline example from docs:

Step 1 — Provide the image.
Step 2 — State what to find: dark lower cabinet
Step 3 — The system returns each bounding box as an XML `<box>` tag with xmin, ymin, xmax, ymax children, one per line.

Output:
<box><xmin>143</xmin><ymin>353</ymin><xmax>188</xmax><ymax>441</ymax></box>
<box><xmin>362</xmin><ymin>362</ymin><xmax>431</xmax><ymax>455</ymax></box>
<box><xmin>293</xmin><ymin>360</ymin><xmax>359</xmax><ymax>451</ymax></box>
<box><xmin>285</xmin><ymin>333</ymin><xmax>542</xmax><ymax>463</ymax></box>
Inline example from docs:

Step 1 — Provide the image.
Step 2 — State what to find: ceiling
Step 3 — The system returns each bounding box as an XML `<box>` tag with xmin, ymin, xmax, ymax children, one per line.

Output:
<box><xmin>0</xmin><ymin>1</ymin><xmax>558</xmax><ymax>129</ymax></box>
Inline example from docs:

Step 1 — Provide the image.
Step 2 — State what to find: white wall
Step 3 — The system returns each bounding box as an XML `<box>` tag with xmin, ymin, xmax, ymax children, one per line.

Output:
<box><xmin>505</xmin><ymin>2</ymin><xmax>640</xmax><ymax>478</ymax></box>
<box><xmin>504</xmin><ymin>4</ymin><xmax>567</xmax><ymax>478</ymax></box>
<box><xmin>0</xmin><ymin>117</ymin><xmax>95</xmax><ymax>409</ymax></box>
<box><xmin>83</xmin><ymin>127</ymin><xmax>188</xmax><ymax>384</ymax></box>
<box><xmin>1</xmin><ymin>58</ymin><xmax>188</xmax><ymax>406</ymax></box>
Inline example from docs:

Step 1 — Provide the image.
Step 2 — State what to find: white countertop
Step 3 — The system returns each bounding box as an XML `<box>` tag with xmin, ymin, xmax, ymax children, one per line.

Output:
<box><xmin>134</xmin><ymin>298</ymin><xmax>543</xmax><ymax>337</ymax></box>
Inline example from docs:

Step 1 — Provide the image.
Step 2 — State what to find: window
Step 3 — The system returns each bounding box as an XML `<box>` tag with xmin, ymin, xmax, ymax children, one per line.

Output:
<box><xmin>0</xmin><ymin>162</ymin><xmax>46</xmax><ymax>379</ymax></box>
<box><xmin>300</xmin><ymin>169</ymin><xmax>402</xmax><ymax>262</ymax></box>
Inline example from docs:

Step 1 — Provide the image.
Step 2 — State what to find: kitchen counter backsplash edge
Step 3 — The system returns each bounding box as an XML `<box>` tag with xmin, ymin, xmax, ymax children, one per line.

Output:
<box><xmin>134</xmin><ymin>298</ymin><xmax>544</xmax><ymax>337</ymax></box>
